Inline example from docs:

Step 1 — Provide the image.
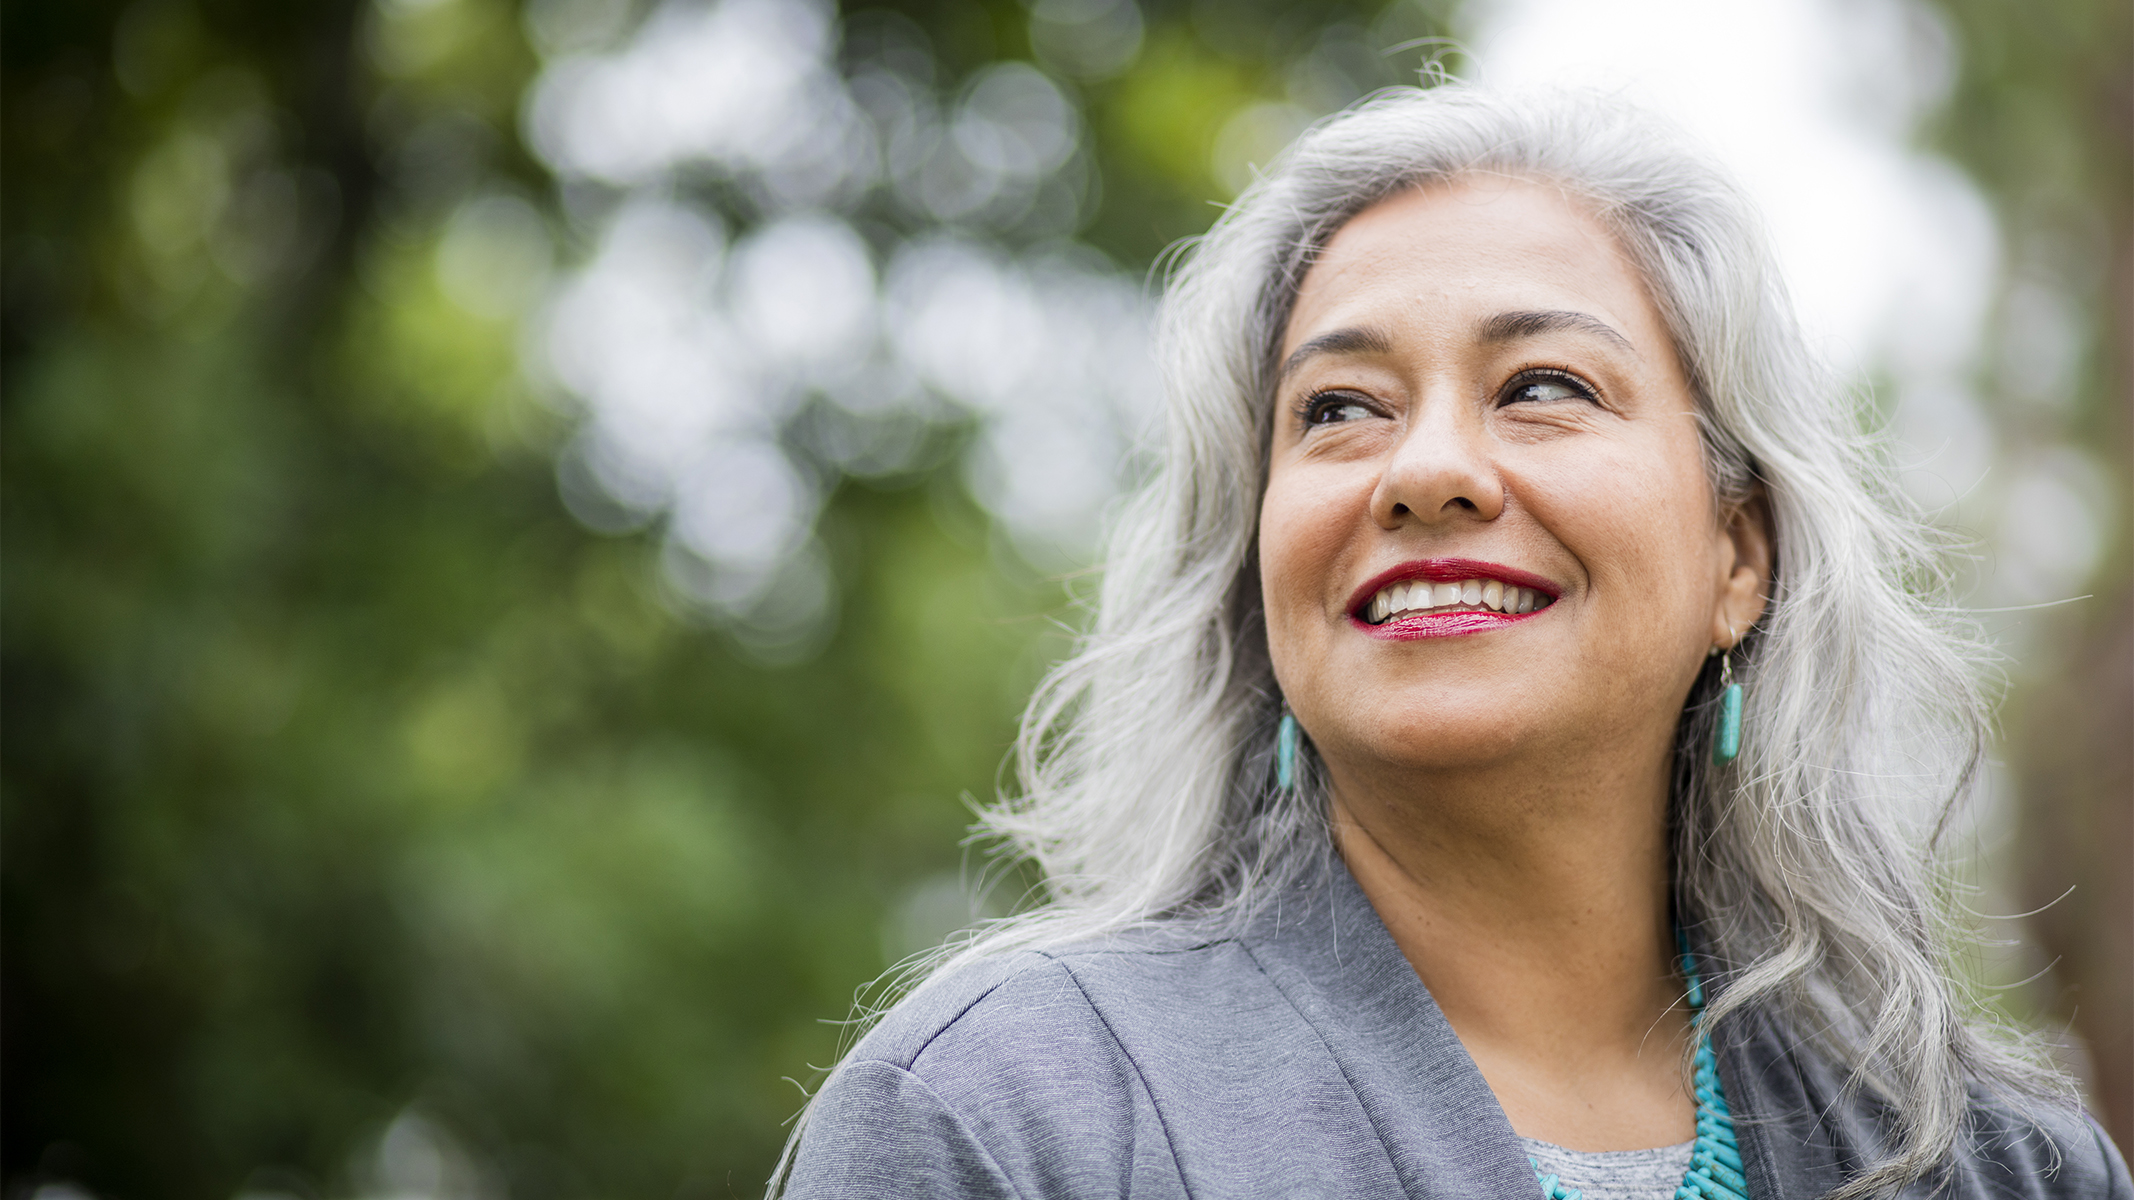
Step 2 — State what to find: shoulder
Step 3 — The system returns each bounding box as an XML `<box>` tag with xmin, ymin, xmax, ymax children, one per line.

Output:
<box><xmin>844</xmin><ymin>948</ymin><xmax>1103</xmax><ymax>1072</ymax></box>
<box><xmin>1717</xmin><ymin>1009</ymin><xmax>2130</xmax><ymax>1199</ymax></box>
<box><xmin>1953</xmin><ymin>1090</ymin><xmax>2131</xmax><ymax>1200</ymax></box>
<box><xmin>848</xmin><ymin>930</ymin><xmax>1260</xmax><ymax>1073</ymax></box>
<box><xmin>785</xmin><ymin>934</ymin><xmax>1265</xmax><ymax>1200</ymax></box>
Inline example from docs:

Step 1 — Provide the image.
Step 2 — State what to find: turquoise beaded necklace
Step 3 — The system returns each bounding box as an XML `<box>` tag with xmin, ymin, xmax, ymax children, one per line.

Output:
<box><xmin>1529</xmin><ymin>936</ymin><xmax>1751</xmax><ymax>1200</ymax></box>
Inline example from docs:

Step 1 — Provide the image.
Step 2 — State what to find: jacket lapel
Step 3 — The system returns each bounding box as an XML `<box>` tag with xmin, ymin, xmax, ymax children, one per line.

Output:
<box><xmin>1240</xmin><ymin>861</ymin><xmax>1545</xmax><ymax>1200</ymax></box>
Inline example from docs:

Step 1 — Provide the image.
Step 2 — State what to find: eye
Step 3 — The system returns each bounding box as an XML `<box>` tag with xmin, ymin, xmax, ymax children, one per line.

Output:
<box><xmin>1499</xmin><ymin>370</ymin><xmax>1597</xmax><ymax>406</ymax></box>
<box><xmin>1302</xmin><ymin>390</ymin><xmax>1378</xmax><ymax>425</ymax></box>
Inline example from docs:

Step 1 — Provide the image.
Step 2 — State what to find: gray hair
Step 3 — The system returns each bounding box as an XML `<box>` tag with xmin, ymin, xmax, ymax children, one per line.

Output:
<box><xmin>788</xmin><ymin>84</ymin><xmax>2067</xmax><ymax>1199</ymax></box>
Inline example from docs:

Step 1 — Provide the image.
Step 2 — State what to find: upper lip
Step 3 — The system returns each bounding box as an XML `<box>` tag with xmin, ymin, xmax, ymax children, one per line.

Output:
<box><xmin>1344</xmin><ymin>558</ymin><xmax>1562</xmax><ymax>619</ymax></box>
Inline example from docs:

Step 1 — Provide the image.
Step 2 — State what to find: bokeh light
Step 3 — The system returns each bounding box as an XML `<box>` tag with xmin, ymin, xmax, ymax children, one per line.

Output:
<box><xmin>525</xmin><ymin>0</ymin><xmax>1159</xmax><ymax>647</ymax></box>
<box><xmin>5</xmin><ymin>0</ymin><xmax>2125</xmax><ymax>1196</ymax></box>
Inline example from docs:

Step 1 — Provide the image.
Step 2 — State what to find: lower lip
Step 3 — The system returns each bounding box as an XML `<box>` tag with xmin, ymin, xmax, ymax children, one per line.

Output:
<box><xmin>1349</xmin><ymin>608</ymin><xmax>1547</xmax><ymax>640</ymax></box>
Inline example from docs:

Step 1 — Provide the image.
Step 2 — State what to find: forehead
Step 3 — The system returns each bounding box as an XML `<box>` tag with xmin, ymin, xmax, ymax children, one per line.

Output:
<box><xmin>1283</xmin><ymin>177</ymin><xmax>1666</xmax><ymax>353</ymax></box>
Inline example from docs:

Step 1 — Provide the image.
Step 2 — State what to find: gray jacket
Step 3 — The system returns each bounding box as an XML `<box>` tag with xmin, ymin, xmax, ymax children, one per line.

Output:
<box><xmin>788</xmin><ymin>865</ymin><xmax>2130</xmax><ymax>1198</ymax></box>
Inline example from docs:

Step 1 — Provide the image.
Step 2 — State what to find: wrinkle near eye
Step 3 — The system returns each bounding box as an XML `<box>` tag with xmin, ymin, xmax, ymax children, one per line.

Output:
<box><xmin>1494</xmin><ymin>400</ymin><xmax>1613</xmax><ymax>443</ymax></box>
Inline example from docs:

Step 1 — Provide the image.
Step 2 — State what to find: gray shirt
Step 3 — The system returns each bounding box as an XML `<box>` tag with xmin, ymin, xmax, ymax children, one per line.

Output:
<box><xmin>787</xmin><ymin>864</ymin><xmax>2130</xmax><ymax>1198</ymax></box>
<box><xmin>1520</xmin><ymin>1137</ymin><xmax>1692</xmax><ymax>1200</ymax></box>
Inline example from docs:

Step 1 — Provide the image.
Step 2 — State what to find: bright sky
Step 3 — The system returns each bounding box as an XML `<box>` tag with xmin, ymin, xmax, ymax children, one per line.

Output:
<box><xmin>1465</xmin><ymin>0</ymin><xmax>2106</xmax><ymax>610</ymax></box>
<box><xmin>1471</xmin><ymin>0</ymin><xmax>1994</xmax><ymax>378</ymax></box>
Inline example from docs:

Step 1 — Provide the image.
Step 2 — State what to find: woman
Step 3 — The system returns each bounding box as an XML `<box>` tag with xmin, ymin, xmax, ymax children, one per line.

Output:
<box><xmin>779</xmin><ymin>85</ymin><xmax>2130</xmax><ymax>1200</ymax></box>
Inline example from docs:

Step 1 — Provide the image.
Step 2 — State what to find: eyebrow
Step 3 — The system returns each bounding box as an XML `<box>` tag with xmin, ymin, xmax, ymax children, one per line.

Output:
<box><xmin>1279</xmin><ymin>326</ymin><xmax>1392</xmax><ymax>380</ymax></box>
<box><xmin>1479</xmin><ymin>309</ymin><xmax>1635</xmax><ymax>351</ymax></box>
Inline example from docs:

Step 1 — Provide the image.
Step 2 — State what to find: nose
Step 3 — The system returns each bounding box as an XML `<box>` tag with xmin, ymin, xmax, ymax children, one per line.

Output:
<box><xmin>1368</xmin><ymin>396</ymin><xmax>1506</xmax><ymax>528</ymax></box>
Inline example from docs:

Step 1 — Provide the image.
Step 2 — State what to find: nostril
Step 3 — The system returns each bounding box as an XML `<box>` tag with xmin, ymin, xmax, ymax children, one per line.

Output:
<box><xmin>1390</xmin><ymin>503</ymin><xmax>1411</xmax><ymax>516</ymax></box>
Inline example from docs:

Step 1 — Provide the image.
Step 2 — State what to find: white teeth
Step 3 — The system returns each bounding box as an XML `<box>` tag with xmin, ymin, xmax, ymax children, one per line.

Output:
<box><xmin>1364</xmin><ymin>577</ymin><xmax>1552</xmax><ymax>622</ymax></box>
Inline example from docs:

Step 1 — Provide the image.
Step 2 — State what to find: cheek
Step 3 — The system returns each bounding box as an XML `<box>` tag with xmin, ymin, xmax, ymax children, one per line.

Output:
<box><xmin>1258</xmin><ymin>470</ymin><xmax>1355</xmax><ymax>643</ymax></box>
<box><xmin>1258</xmin><ymin>489</ymin><xmax>1317</xmax><ymax>626</ymax></box>
<box><xmin>1520</xmin><ymin>432</ymin><xmax>1717</xmax><ymax>595</ymax></box>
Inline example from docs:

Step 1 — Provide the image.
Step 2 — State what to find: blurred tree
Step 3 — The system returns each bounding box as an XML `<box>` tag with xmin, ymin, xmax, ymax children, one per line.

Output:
<box><xmin>2</xmin><ymin>1</ymin><xmax>1444</xmax><ymax>1198</ymax></box>
<box><xmin>1922</xmin><ymin>0</ymin><xmax>2134</xmax><ymax>1157</ymax></box>
<box><xmin>23</xmin><ymin>0</ymin><xmax>2117</xmax><ymax>1196</ymax></box>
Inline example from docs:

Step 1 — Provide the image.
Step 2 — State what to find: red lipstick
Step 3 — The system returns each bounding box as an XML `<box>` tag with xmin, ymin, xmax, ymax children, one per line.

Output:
<box><xmin>1345</xmin><ymin>558</ymin><xmax>1560</xmax><ymax>641</ymax></box>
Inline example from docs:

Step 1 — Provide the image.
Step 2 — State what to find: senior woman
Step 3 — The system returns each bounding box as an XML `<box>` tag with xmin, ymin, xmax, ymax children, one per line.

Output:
<box><xmin>778</xmin><ymin>86</ymin><xmax>2130</xmax><ymax>1200</ymax></box>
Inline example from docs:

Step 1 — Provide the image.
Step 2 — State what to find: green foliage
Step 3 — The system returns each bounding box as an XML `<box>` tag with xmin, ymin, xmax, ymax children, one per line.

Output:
<box><xmin>3</xmin><ymin>0</ymin><xmax>1450</xmax><ymax>1197</ymax></box>
<box><xmin>1926</xmin><ymin>0</ymin><xmax>2131</xmax><ymax>484</ymax></box>
<box><xmin>14</xmin><ymin>0</ymin><xmax>2127</xmax><ymax>1191</ymax></box>
<box><xmin>1924</xmin><ymin>0</ymin><xmax>2134</xmax><ymax>1152</ymax></box>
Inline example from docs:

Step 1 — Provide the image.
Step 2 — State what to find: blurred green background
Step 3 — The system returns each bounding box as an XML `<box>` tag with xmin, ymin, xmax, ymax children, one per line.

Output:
<box><xmin>4</xmin><ymin>0</ymin><xmax>2126</xmax><ymax>1197</ymax></box>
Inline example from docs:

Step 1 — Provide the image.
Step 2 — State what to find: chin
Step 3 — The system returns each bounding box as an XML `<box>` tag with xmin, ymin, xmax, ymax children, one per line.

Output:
<box><xmin>1336</xmin><ymin>706</ymin><xmax>1547</xmax><ymax>773</ymax></box>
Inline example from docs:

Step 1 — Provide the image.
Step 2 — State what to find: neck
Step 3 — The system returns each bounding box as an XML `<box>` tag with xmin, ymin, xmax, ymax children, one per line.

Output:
<box><xmin>1326</xmin><ymin>742</ymin><xmax>1695</xmax><ymax>1150</ymax></box>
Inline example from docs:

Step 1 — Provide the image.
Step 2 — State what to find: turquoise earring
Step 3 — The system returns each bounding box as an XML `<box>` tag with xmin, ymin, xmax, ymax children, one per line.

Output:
<box><xmin>1711</xmin><ymin>650</ymin><xmax>1742</xmax><ymax>765</ymax></box>
<box><xmin>1276</xmin><ymin>711</ymin><xmax>1300</xmax><ymax>790</ymax></box>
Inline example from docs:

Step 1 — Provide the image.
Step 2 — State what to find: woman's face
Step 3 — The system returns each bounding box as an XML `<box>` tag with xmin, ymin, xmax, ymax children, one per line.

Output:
<box><xmin>1260</xmin><ymin>178</ymin><xmax>1767</xmax><ymax>784</ymax></box>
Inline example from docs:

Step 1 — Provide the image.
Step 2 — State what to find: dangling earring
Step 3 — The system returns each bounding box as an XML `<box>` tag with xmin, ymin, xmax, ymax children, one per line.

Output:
<box><xmin>1276</xmin><ymin>709</ymin><xmax>1300</xmax><ymax>790</ymax></box>
<box><xmin>1711</xmin><ymin>648</ymin><xmax>1743</xmax><ymax>765</ymax></box>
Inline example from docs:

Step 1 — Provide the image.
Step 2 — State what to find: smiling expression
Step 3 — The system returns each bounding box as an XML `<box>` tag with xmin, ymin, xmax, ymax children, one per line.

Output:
<box><xmin>1259</xmin><ymin>177</ymin><xmax>1757</xmax><ymax>777</ymax></box>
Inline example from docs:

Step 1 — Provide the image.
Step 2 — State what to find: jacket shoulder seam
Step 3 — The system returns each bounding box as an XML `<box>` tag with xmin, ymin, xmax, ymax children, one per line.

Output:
<box><xmin>856</xmin><ymin>954</ymin><xmax>1056</xmax><ymax>1071</ymax></box>
<box><xmin>843</xmin><ymin>1059</ymin><xmax>1033</xmax><ymax>1200</ymax></box>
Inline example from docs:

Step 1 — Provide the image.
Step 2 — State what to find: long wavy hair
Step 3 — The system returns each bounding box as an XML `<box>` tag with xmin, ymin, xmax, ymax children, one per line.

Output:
<box><xmin>784</xmin><ymin>83</ymin><xmax>2066</xmax><ymax>1199</ymax></box>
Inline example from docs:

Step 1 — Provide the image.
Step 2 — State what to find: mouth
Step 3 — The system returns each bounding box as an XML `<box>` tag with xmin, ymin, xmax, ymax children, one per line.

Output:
<box><xmin>1347</xmin><ymin>559</ymin><xmax>1558</xmax><ymax>639</ymax></box>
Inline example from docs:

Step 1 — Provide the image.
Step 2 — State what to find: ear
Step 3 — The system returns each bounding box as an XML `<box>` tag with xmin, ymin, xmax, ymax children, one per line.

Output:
<box><xmin>1711</xmin><ymin>487</ymin><xmax>1772</xmax><ymax>650</ymax></box>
